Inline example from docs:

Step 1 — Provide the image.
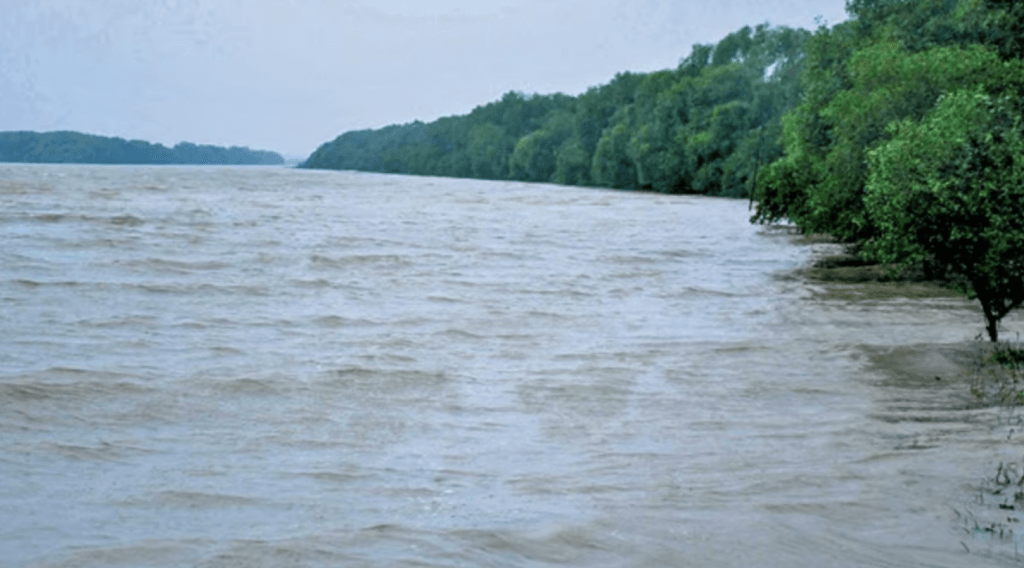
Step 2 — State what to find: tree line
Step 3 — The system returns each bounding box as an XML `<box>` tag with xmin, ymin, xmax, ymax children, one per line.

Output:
<box><xmin>302</xmin><ymin>23</ymin><xmax>811</xmax><ymax>198</ymax></box>
<box><xmin>0</xmin><ymin>131</ymin><xmax>284</xmax><ymax>165</ymax></box>
<box><xmin>304</xmin><ymin>0</ymin><xmax>1024</xmax><ymax>340</ymax></box>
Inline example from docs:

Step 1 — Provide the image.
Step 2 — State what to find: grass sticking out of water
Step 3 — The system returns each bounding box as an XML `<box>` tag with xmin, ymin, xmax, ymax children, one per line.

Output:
<box><xmin>969</xmin><ymin>341</ymin><xmax>1024</xmax><ymax>409</ymax></box>
<box><xmin>954</xmin><ymin>340</ymin><xmax>1024</xmax><ymax>559</ymax></box>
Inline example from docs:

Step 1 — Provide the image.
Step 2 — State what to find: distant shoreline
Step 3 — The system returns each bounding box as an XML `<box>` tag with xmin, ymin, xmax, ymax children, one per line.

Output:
<box><xmin>0</xmin><ymin>130</ymin><xmax>284</xmax><ymax>166</ymax></box>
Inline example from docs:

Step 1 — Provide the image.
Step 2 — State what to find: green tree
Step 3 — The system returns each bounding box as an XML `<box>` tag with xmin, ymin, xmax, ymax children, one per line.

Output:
<box><xmin>509</xmin><ymin>110</ymin><xmax>575</xmax><ymax>182</ymax></box>
<box><xmin>622</xmin><ymin>26</ymin><xmax>808</xmax><ymax>196</ymax></box>
<box><xmin>573</xmin><ymin>73</ymin><xmax>641</xmax><ymax>155</ymax></box>
<box><xmin>864</xmin><ymin>89</ymin><xmax>1024</xmax><ymax>341</ymax></box>
<box><xmin>626</xmin><ymin>71</ymin><xmax>690</xmax><ymax>192</ymax></box>
<box><xmin>552</xmin><ymin>138</ymin><xmax>591</xmax><ymax>185</ymax></box>
<box><xmin>467</xmin><ymin>123</ymin><xmax>513</xmax><ymax>179</ymax></box>
<box><xmin>686</xmin><ymin>98</ymin><xmax>752</xmax><ymax>195</ymax></box>
<box><xmin>591</xmin><ymin>112</ymin><xmax>639</xmax><ymax>189</ymax></box>
<box><xmin>753</xmin><ymin>31</ymin><xmax>1004</xmax><ymax>240</ymax></box>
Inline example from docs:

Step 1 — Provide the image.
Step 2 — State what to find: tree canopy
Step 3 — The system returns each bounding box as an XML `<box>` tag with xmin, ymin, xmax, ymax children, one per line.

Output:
<box><xmin>303</xmin><ymin>24</ymin><xmax>811</xmax><ymax>199</ymax></box>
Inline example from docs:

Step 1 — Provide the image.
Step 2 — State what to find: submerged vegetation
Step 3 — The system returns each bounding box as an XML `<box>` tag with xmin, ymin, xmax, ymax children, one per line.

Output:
<box><xmin>971</xmin><ymin>341</ymin><xmax>1024</xmax><ymax>408</ymax></box>
<box><xmin>304</xmin><ymin>0</ymin><xmax>1024</xmax><ymax>341</ymax></box>
<box><xmin>0</xmin><ymin>131</ymin><xmax>284</xmax><ymax>165</ymax></box>
<box><xmin>956</xmin><ymin>341</ymin><xmax>1024</xmax><ymax>552</ymax></box>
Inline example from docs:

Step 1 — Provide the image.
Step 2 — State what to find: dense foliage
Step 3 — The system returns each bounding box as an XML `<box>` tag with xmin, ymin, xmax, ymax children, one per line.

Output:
<box><xmin>751</xmin><ymin>0</ymin><xmax>1024</xmax><ymax>339</ymax></box>
<box><xmin>303</xmin><ymin>24</ymin><xmax>811</xmax><ymax>198</ymax></box>
<box><xmin>0</xmin><ymin>131</ymin><xmax>284</xmax><ymax>165</ymax></box>
<box><xmin>864</xmin><ymin>90</ymin><xmax>1024</xmax><ymax>341</ymax></box>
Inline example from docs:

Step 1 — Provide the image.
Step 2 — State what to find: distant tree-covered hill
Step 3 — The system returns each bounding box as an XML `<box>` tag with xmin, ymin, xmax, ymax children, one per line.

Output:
<box><xmin>0</xmin><ymin>131</ymin><xmax>284</xmax><ymax>165</ymax></box>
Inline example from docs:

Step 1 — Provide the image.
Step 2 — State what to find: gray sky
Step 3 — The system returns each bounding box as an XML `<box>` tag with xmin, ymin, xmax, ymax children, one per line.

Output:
<box><xmin>1</xmin><ymin>0</ymin><xmax>849</xmax><ymax>158</ymax></box>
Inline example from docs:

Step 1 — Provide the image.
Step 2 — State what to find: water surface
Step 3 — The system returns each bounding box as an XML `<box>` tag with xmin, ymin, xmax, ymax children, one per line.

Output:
<box><xmin>1</xmin><ymin>165</ymin><xmax>1020</xmax><ymax>566</ymax></box>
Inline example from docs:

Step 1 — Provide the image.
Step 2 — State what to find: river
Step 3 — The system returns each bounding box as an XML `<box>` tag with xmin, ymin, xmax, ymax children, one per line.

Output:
<box><xmin>1</xmin><ymin>164</ymin><xmax>1021</xmax><ymax>566</ymax></box>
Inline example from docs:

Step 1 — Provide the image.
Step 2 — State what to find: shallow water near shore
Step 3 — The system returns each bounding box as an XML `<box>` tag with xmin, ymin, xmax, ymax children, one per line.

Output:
<box><xmin>2</xmin><ymin>164</ymin><xmax>1022</xmax><ymax>567</ymax></box>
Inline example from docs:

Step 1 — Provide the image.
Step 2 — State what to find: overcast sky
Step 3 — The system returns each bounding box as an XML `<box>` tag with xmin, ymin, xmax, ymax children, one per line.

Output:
<box><xmin>1</xmin><ymin>0</ymin><xmax>849</xmax><ymax>158</ymax></box>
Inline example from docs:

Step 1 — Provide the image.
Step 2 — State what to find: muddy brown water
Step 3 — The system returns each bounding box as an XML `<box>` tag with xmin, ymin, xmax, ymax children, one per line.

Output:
<box><xmin>2</xmin><ymin>164</ymin><xmax>1022</xmax><ymax>566</ymax></box>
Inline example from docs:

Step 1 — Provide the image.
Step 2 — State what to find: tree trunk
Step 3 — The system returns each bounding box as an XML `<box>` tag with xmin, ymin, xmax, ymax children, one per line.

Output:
<box><xmin>979</xmin><ymin>290</ymin><xmax>1000</xmax><ymax>342</ymax></box>
<box><xmin>986</xmin><ymin>313</ymin><xmax>999</xmax><ymax>342</ymax></box>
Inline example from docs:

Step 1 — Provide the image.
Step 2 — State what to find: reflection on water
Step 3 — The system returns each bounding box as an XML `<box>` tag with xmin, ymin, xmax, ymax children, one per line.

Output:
<box><xmin>1</xmin><ymin>164</ymin><xmax>1022</xmax><ymax>567</ymax></box>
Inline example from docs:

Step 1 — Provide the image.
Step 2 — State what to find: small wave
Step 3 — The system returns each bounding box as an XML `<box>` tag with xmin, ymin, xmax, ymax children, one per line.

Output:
<box><xmin>152</xmin><ymin>490</ymin><xmax>257</xmax><ymax>508</ymax></box>
<box><xmin>608</xmin><ymin>269</ymin><xmax>663</xmax><ymax>279</ymax></box>
<box><xmin>171</xmin><ymin>317</ymin><xmax>236</xmax><ymax>329</ymax></box>
<box><xmin>10</xmin><ymin>279</ymin><xmax>82</xmax><ymax>288</ymax></box>
<box><xmin>75</xmin><ymin>315</ymin><xmax>158</xmax><ymax>328</ymax></box>
<box><xmin>520</xmin><ymin>288</ymin><xmax>594</xmax><ymax>298</ymax></box>
<box><xmin>323</xmin><ymin>366</ymin><xmax>449</xmax><ymax>393</ymax></box>
<box><xmin>28</xmin><ymin>540</ymin><xmax>199</xmax><ymax>567</ymax></box>
<box><xmin>355</xmin><ymin>352</ymin><xmax>418</xmax><ymax>365</ymax></box>
<box><xmin>322</xmin><ymin>235</ymin><xmax>410</xmax><ymax>248</ymax></box>
<box><xmin>9</xmin><ymin>280</ymin><xmax>249</xmax><ymax>294</ymax></box>
<box><xmin>427</xmin><ymin>295</ymin><xmax>469</xmax><ymax>304</ymax></box>
<box><xmin>440</xmin><ymin>328</ymin><xmax>485</xmax><ymax>339</ymax></box>
<box><xmin>309</xmin><ymin>253</ymin><xmax>411</xmax><ymax>268</ymax></box>
<box><xmin>108</xmin><ymin>214</ymin><xmax>144</xmax><ymax>227</ymax></box>
<box><xmin>0</xmin><ymin>380</ymin><xmax>151</xmax><ymax>403</ymax></box>
<box><xmin>32</xmin><ymin>213</ymin><xmax>65</xmax><ymax>222</ymax></box>
<box><xmin>313</xmin><ymin>315</ymin><xmax>376</xmax><ymax>327</ymax></box>
<box><xmin>0</xmin><ymin>180</ymin><xmax>56</xmax><ymax>195</ymax></box>
<box><xmin>21</xmin><ymin>212</ymin><xmax>145</xmax><ymax>226</ymax></box>
<box><xmin>133</xmin><ymin>282</ymin><xmax>269</xmax><ymax>296</ymax></box>
<box><xmin>208</xmin><ymin>345</ymin><xmax>245</xmax><ymax>355</ymax></box>
<box><xmin>324</xmin><ymin>365</ymin><xmax>379</xmax><ymax>381</ymax></box>
<box><xmin>605</xmin><ymin>254</ymin><xmax>660</xmax><ymax>265</ymax></box>
<box><xmin>87</xmin><ymin>189</ymin><xmax>123</xmax><ymax>199</ymax></box>
<box><xmin>124</xmin><ymin>257</ymin><xmax>231</xmax><ymax>272</ymax></box>
<box><xmin>662</xmin><ymin>286</ymin><xmax>740</xmax><ymax>298</ymax></box>
<box><xmin>200</xmin><ymin>377</ymin><xmax>282</xmax><ymax>396</ymax></box>
<box><xmin>289</xmin><ymin>277</ymin><xmax>334</xmax><ymax>288</ymax></box>
<box><xmin>522</xmin><ymin>309</ymin><xmax>569</xmax><ymax>320</ymax></box>
<box><xmin>0</xmin><ymin>368</ymin><xmax>153</xmax><ymax>405</ymax></box>
<box><xmin>295</xmin><ymin>470</ymin><xmax>371</xmax><ymax>484</ymax></box>
<box><xmin>42</xmin><ymin>440</ymin><xmax>154</xmax><ymax>462</ymax></box>
<box><xmin>137</xmin><ymin>284</ymin><xmax>186</xmax><ymax>294</ymax></box>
